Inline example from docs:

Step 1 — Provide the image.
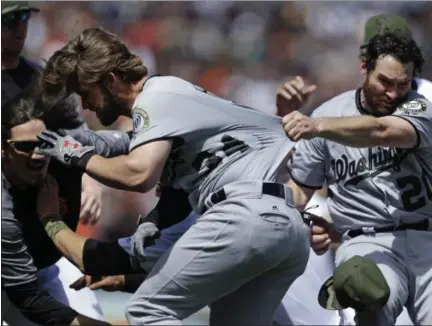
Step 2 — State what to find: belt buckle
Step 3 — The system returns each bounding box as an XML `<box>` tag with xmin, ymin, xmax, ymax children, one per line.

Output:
<box><xmin>361</xmin><ymin>226</ymin><xmax>376</xmax><ymax>235</ymax></box>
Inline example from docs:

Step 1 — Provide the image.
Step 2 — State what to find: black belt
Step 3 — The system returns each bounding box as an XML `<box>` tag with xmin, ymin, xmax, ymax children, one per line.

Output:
<box><xmin>202</xmin><ymin>182</ymin><xmax>286</xmax><ymax>214</ymax></box>
<box><xmin>347</xmin><ymin>219</ymin><xmax>430</xmax><ymax>238</ymax></box>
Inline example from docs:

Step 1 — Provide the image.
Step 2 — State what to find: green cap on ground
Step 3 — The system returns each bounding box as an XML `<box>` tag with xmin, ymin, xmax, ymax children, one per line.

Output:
<box><xmin>2</xmin><ymin>1</ymin><xmax>39</xmax><ymax>15</ymax></box>
<box><xmin>363</xmin><ymin>14</ymin><xmax>412</xmax><ymax>45</ymax></box>
<box><xmin>318</xmin><ymin>255</ymin><xmax>390</xmax><ymax>312</ymax></box>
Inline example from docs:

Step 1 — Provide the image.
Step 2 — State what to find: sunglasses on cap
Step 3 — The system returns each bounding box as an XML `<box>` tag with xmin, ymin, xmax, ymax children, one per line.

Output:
<box><xmin>2</xmin><ymin>10</ymin><xmax>31</xmax><ymax>27</ymax></box>
<box><xmin>7</xmin><ymin>139</ymin><xmax>42</xmax><ymax>153</ymax></box>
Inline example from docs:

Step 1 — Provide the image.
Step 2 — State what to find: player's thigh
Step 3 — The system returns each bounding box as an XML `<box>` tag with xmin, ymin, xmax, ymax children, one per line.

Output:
<box><xmin>209</xmin><ymin>234</ymin><xmax>310</xmax><ymax>325</ymax></box>
<box><xmin>408</xmin><ymin>230</ymin><xmax>432</xmax><ymax>325</ymax></box>
<box><xmin>273</xmin><ymin>249</ymin><xmax>341</xmax><ymax>325</ymax></box>
<box><xmin>336</xmin><ymin>235</ymin><xmax>409</xmax><ymax>324</ymax></box>
<box><xmin>125</xmin><ymin>196</ymin><xmax>308</xmax><ymax>323</ymax></box>
<box><xmin>39</xmin><ymin>257</ymin><xmax>105</xmax><ymax>321</ymax></box>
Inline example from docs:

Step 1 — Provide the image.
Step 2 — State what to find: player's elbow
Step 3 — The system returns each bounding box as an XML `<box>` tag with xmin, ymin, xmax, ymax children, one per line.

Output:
<box><xmin>124</xmin><ymin>158</ymin><xmax>153</xmax><ymax>193</ymax></box>
<box><xmin>375</xmin><ymin>116</ymin><xmax>418</xmax><ymax>148</ymax></box>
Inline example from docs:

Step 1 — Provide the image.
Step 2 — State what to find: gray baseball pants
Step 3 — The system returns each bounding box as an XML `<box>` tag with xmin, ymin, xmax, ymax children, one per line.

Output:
<box><xmin>336</xmin><ymin>229</ymin><xmax>432</xmax><ymax>325</ymax></box>
<box><xmin>124</xmin><ymin>181</ymin><xmax>310</xmax><ymax>325</ymax></box>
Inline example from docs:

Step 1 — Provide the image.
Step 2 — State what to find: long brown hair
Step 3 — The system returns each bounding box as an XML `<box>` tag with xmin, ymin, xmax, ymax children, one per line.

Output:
<box><xmin>40</xmin><ymin>27</ymin><xmax>148</xmax><ymax>109</ymax></box>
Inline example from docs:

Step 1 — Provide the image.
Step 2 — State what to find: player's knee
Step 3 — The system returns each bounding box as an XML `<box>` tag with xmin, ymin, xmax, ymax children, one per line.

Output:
<box><xmin>378</xmin><ymin>298</ymin><xmax>404</xmax><ymax>325</ymax></box>
<box><xmin>125</xmin><ymin>295</ymin><xmax>179</xmax><ymax>325</ymax></box>
<box><xmin>124</xmin><ymin>296</ymin><xmax>148</xmax><ymax>324</ymax></box>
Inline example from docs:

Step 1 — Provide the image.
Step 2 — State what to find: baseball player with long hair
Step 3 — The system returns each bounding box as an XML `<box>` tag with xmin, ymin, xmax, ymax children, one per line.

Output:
<box><xmin>33</xmin><ymin>27</ymin><xmax>312</xmax><ymax>325</ymax></box>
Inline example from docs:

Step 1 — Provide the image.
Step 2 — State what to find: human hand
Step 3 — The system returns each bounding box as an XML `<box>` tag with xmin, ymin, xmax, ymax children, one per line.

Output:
<box><xmin>35</xmin><ymin>130</ymin><xmax>95</xmax><ymax>170</ymax></box>
<box><xmin>306</xmin><ymin>213</ymin><xmax>341</xmax><ymax>255</ymax></box>
<box><xmin>80</xmin><ymin>174</ymin><xmax>102</xmax><ymax>225</ymax></box>
<box><xmin>282</xmin><ymin>111</ymin><xmax>321</xmax><ymax>141</ymax></box>
<box><xmin>276</xmin><ymin>76</ymin><xmax>317</xmax><ymax>117</ymax></box>
<box><xmin>70</xmin><ymin>275</ymin><xmax>125</xmax><ymax>292</ymax></box>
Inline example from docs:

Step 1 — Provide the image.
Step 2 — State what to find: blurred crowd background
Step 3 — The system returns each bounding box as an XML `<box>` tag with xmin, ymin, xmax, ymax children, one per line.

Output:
<box><xmin>23</xmin><ymin>1</ymin><xmax>432</xmax><ymax>241</ymax></box>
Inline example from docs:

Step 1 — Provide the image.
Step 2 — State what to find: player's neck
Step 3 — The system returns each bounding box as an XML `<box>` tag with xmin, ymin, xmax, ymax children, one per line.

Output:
<box><xmin>126</xmin><ymin>77</ymin><xmax>148</xmax><ymax>115</ymax></box>
<box><xmin>359</xmin><ymin>89</ymin><xmax>374</xmax><ymax>115</ymax></box>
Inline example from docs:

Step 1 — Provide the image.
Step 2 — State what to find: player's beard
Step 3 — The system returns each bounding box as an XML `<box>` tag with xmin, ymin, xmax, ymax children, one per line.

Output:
<box><xmin>363</xmin><ymin>77</ymin><xmax>407</xmax><ymax>117</ymax></box>
<box><xmin>97</xmin><ymin>87</ymin><xmax>130</xmax><ymax>126</ymax></box>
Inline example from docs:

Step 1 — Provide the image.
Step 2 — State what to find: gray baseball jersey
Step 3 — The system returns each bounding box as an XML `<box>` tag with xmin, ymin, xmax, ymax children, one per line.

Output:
<box><xmin>129</xmin><ymin>76</ymin><xmax>295</xmax><ymax>212</ymax></box>
<box><xmin>290</xmin><ymin>88</ymin><xmax>432</xmax><ymax>232</ymax></box>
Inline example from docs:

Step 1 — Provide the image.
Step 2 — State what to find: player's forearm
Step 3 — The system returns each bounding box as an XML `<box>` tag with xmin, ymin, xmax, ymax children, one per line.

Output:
<box><xmin>63</xmin><ymin>128</ymin><xmax>131</xmax><ymax>157</ymax></box>
<box><xmin>315</xmin><ymin>115</ymin><xmax>387</xmax><ymax>148</ymax></box>
<box><xmin>41</xmin><ymin>214</ymin><xmax>86</xmax><ymax>270</ymax></box>
<box><xmin>85</xmin><ymin>155</ymin><xmax>150</xmax><ymax>193</ymax></box>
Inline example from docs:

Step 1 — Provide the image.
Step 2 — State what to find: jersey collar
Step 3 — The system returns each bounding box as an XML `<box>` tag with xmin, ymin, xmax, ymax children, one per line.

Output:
<box><xmin>355</xmin><ymin>87</ymin><xmax>374</xmax><ymax>116</ymax></box>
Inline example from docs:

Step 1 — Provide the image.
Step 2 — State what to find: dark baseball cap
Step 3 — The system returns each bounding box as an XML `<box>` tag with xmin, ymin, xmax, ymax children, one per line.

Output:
<box><xmin>1</xmin><ymin>1</ymin><xmax>40</xmax><ymax>15</ymax></box>
<box><xmin>363</xmin><ymin>14</ymin><xmax>412</xmax><ymax>46</ymax></box>
<box><xmin>318</xmin><ymin>255</ymin><xmax>390</xmax><ymax>312</ymax></box>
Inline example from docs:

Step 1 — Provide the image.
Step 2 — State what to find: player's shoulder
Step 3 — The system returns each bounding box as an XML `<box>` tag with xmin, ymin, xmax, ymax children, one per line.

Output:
<box><xmin>394</xmin><ymin>92</ymin><xmax>432</xmax><ymax>118</ymax></box>
<box><xmin>414</xmin><ymin>77</ymin><xmax>432</xmax><ymax>100</ymax></box>
<box><xmin>141</xmin><ymin>75</ymin><xmax>194</xmax><ymax>94</ymax></box>
<box><xmin>311</xmin><ymin>89</ymin><xmax>357</xmax><ymax>118</ymax></box>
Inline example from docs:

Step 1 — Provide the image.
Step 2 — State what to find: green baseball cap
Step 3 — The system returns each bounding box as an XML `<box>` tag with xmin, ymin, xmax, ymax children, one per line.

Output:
<box><xmin>363</xmin><ymin>14</ymin><xmax>412</xmax><ymax>46</ymax></box>
<box><xmin>1</xmin><ymin>1</ymin><xmax>40</xmax><ymax>15</ymax></box>
<box><xmin>318</xmin><ymin>256</ymin><xmax>390</xmax><ymax>312</ymax></box>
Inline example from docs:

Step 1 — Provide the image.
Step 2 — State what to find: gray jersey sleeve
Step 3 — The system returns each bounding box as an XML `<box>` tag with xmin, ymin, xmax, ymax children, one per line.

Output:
<box><xmin>129</xmin><ymin>90</ymin><xmax>191</xmax><ymax>151</ymax></box>
<box><xmin>129</xmin><ymin>83</ymin><xmax>214</xmax><ymax>151</ymax></box>
<box><xmin>392</xmin><ymin>98</ymin><xmax>432</xmax><ymax>148</ymax></box>
<box><xmin>289</xmin><ymin>138</ymin><xmax>327</xmax><ymax>189</ymax></box>
<box><xmin>2</xmin><ymin>188</ymin><xmax>38</xmax><ymax>288</ymax></box>
<box><xmin>288</xmin><ymin>100</ymin><xmax>334</xmax><ymax>189</ymax></box>
<box><xmin>58</xmin><ymin>128</ymin><xmax>131</xmax><ymax>157</ymax></box>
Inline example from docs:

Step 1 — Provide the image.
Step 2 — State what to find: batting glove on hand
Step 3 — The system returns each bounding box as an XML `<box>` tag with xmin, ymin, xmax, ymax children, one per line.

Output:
<box><xmin>130</xmin><ymin>221</ymin><xmax>161</xmax><ymax>259</ymax></box>
<box><xmin>35</xmin><ymin>130</ymin><xmax>96</xmax><ymax>170</ymax></box>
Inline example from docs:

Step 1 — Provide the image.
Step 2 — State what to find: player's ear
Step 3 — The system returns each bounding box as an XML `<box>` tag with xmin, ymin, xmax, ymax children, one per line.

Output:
<box><xmin>106</xmin><ymin>72</ymin><xmax>117</xmax><ymax>90</ymax></box>
<box><xmin>360</xmin><ymin>60</ymin><xmax>367</xmax><ymax>77</ymax></box>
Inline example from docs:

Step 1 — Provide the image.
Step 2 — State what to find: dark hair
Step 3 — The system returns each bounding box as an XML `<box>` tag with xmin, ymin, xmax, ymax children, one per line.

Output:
<box><xmin>2</xmin><ymin>80</ymin><xmax>82</xmax><ymax>142</ymax></box>
<box><xmin>41</xmin><ymin>27</ymin><xmax>148</xmax><ymax>110</ymax></box>
<box><xmin>360</xmin><ymin>31</ymin><xmax>424</xmax><ymax>76</ymax></box>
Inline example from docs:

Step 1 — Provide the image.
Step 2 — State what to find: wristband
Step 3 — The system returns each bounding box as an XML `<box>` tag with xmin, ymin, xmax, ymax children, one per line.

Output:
<box><xmin>40</xmin><ymin>213</ymin><xmax>63</xmax><ymax>226</ymax></box>
<box><xmin>71</xmin><ymin>151</ymin><xmax>95</xmax><ymax>170</ymax></box>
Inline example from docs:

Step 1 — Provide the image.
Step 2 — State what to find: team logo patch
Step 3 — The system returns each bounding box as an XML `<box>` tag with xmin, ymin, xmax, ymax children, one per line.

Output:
<box><xmin>132</xmin><ymin>107</ymin><xmax>150</xmax><ymax>133</ymax></box>
<box><xmin>395</xmin><ymin>99</ymin><xmax>427</xmax><ymax>116</ymax></box>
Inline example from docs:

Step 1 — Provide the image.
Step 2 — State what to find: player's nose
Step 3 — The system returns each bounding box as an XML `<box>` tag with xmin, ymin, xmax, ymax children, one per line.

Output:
<box><xmin>385</xmin><ymin>89</ymin><xmax>398</xmax><ymax>101</ymax></box>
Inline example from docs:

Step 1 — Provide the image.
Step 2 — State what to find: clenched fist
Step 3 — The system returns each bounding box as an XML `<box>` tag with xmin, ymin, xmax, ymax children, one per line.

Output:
<box><xmin>282</xmin><ymin>111</ymin><xmax>321</xmax><ymax>141</ymax></box>
<box><xmin>307</xmin><ymin>213</ymin><xmax>341</xmax><ymax>255</ymax></box>
<box><xmin>276</xmin><ymin>76</ymin><xmax>317</xmax><ymax>117</ymax></box>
